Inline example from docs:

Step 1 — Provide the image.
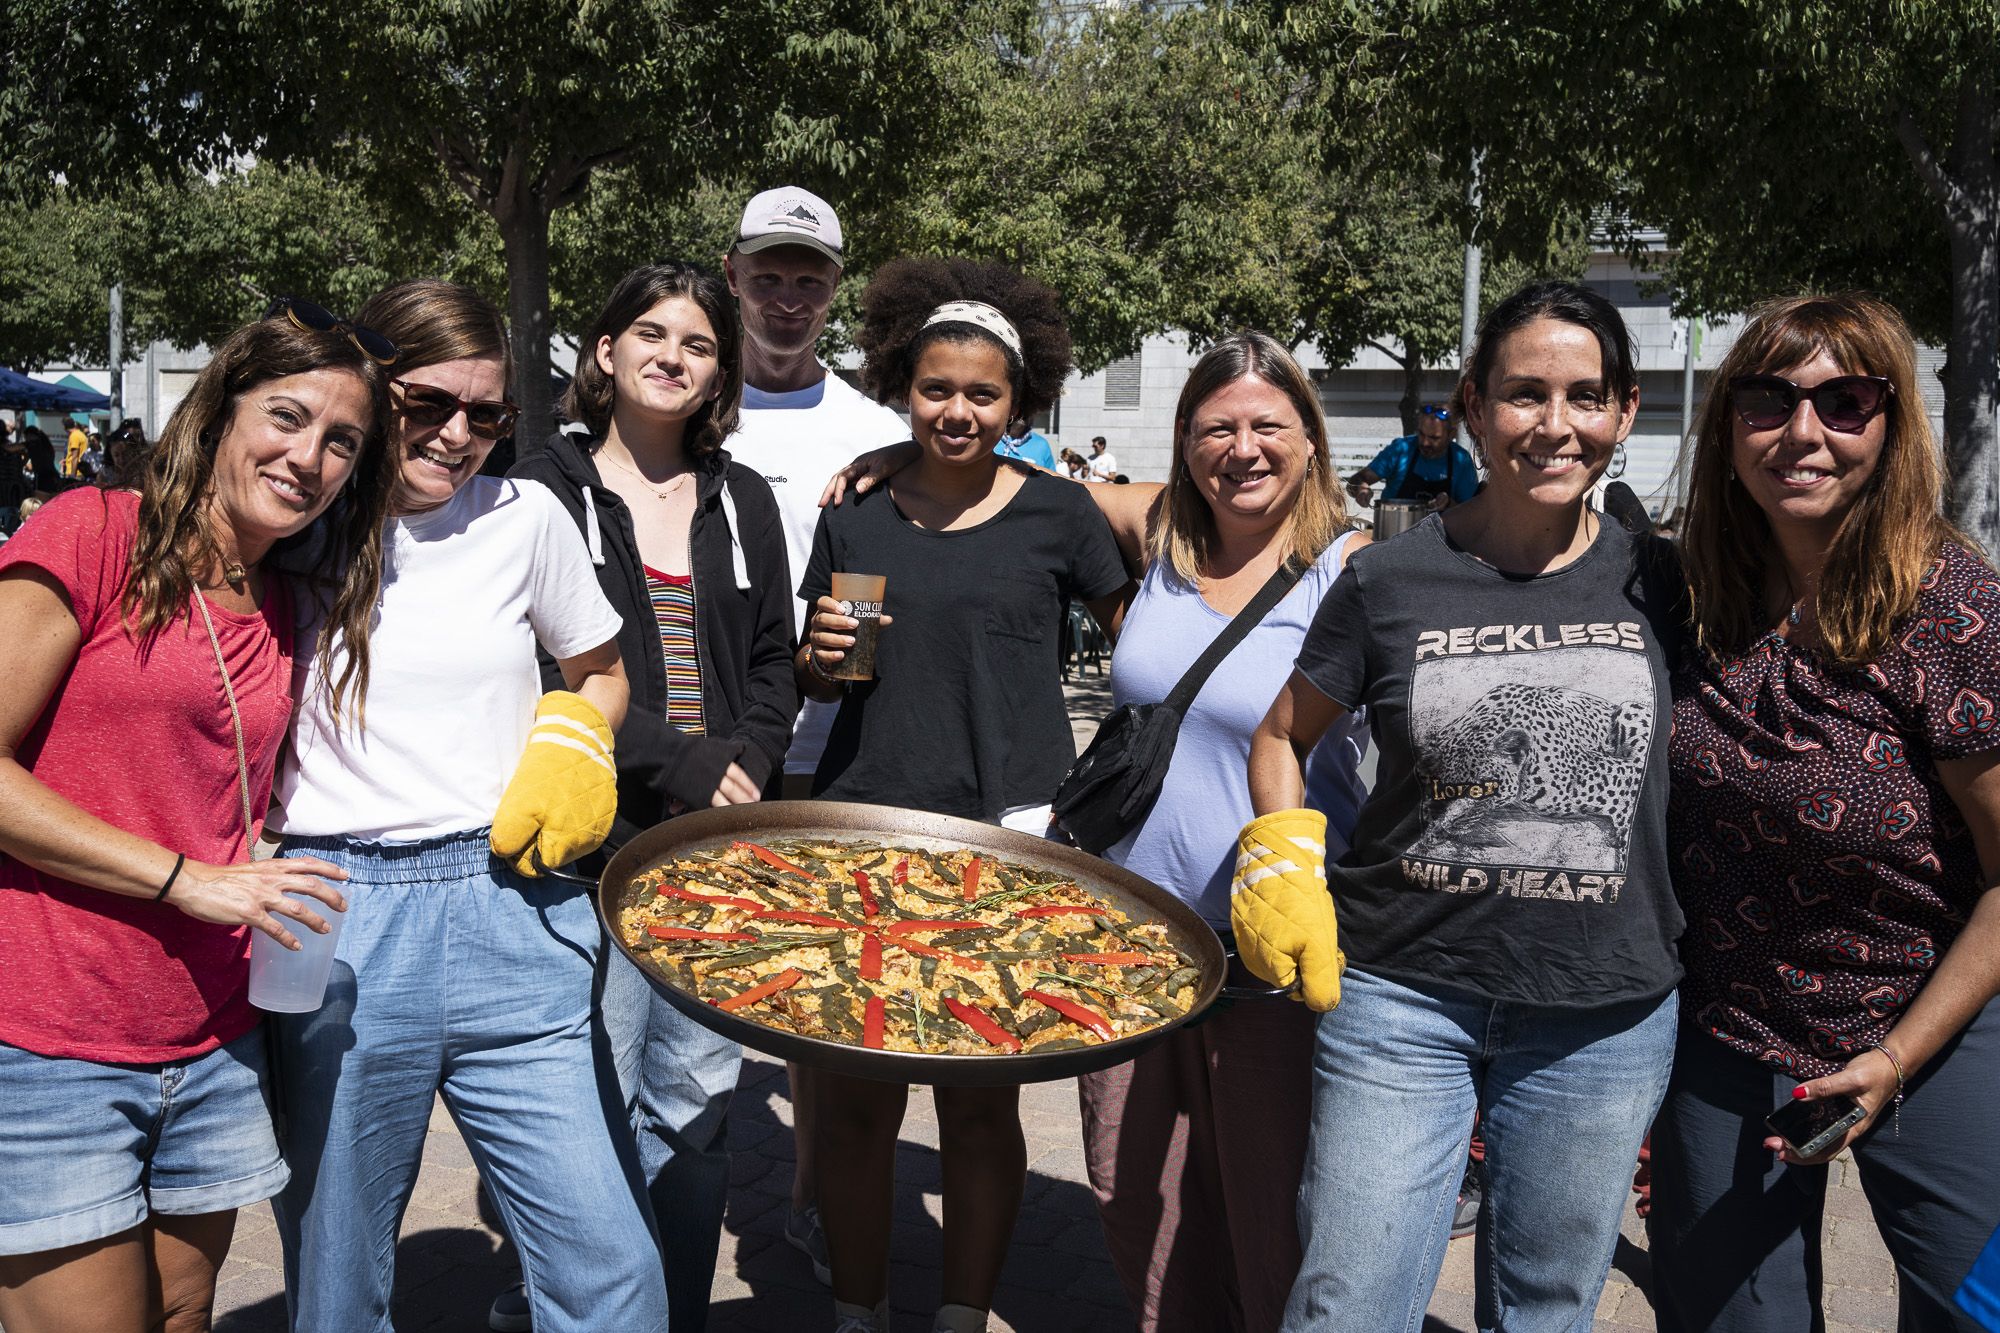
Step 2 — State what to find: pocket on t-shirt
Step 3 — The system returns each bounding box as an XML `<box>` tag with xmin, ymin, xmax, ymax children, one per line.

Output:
<box><xmin>983</xmin><ymin>571</ymin><xmax>1056</xmax><ymax>644</ymax></box>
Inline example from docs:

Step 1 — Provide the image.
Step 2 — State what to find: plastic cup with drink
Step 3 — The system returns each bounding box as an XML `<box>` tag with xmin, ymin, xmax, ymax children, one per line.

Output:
<box><xmin>247</xmin><ymin>890</ymin><xmax>348</xmax><ymax>1013</ymax></box>
<box><xmin>828</xmin><ymin>572</ymin><xmax>887</xmax><ymax>681</ymax></box>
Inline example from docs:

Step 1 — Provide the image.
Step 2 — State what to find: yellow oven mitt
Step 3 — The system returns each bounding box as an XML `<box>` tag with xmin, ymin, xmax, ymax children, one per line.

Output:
<box><xmin>1231</xmin><ymin>808</ymin><xmax>1344</xmax><ymax>1010</ymax></box>
<box><xmin>491</xmin><ymin>691</ymin><xmax>617</xmax><ymax>876</ymax></box>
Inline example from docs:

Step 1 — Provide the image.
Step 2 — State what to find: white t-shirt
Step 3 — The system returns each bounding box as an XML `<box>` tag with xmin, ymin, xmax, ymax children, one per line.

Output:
<box><xmin>727</xmin><ymin>368</ymin><xmax>908</xmax><ymax>774</ymax></box>
<box><xmin>1088</xmin><ymin>449</ymin><xmax>1119</xmax><ymax>481</ymax></box>
<box><xmin>272</xmin><ymin>477</ymin><xmax>622</xmax><ymax>841</ymax></box>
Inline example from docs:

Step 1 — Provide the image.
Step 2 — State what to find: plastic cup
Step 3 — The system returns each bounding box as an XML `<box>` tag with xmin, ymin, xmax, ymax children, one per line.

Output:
<box><xmin>247</xmin><ymin>891</ymin><xmax>347</xmax><ymax>1013</ymax></box>
<box><xmin>828</xmin><ymin>572</ymin><xmax>887</xmax><ymax>681</ymax></box>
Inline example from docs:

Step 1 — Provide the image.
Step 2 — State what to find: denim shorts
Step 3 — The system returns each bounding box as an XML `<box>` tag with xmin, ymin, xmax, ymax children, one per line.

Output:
<box><xmin>0</xmin><ymin>1024</ymin><xmax>288</xmax><ymax>1255</ymax></box>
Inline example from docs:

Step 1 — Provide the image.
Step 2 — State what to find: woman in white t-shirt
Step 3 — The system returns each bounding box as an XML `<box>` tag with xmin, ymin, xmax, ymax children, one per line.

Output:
<box><xmin>266</xmin><ymin>280</ymin><xmax>669</xmax><ymax>1333</ymax></box>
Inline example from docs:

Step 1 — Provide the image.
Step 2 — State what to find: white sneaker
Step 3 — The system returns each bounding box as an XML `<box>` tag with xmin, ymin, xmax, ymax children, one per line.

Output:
<box><xmin>933</xmin><ymin>1303</ymin><xmax>988</xmax><ymax>1333</ymax></box>
<box><xmin>833</xmin><ymin>1297</ymin><xmax>889</xmax><ymax>1332</ymax></box>
<box><xmin>786</xmin><ymin>1204</ymin><xmax>833</xmax><ymax>1285</ymax></box>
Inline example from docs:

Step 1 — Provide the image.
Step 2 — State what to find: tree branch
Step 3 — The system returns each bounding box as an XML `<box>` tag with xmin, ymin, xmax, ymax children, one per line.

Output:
<box><xmin>1366</xmin><ymin>337</ymin><xmax>1410</xmax><ymax>366</ymax></box>
<box><xmin>428</xmin><ymin>130</ymin><xmax>496</xmax><ymax>210</ymax></box>
<box><xmin>1894</xmin><ymin>103</ymin><xmax>1972</xmax><ymax>222</ymax></box>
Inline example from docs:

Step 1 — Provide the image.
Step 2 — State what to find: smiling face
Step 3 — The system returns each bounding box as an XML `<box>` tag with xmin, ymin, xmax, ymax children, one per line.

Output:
<box><xmin>1182</xmin><ymin>374</ymin><xmax>1314</xmax><ymax>538</ymax></box>
<box><xmin>595</xmin><ymin>295</ymin><xmax>723</xmax><ymax>429</ymax></box>
<box><xmin>727</xmin><ymin>247</ymin><xmax>839</xmax><ymax>365</ymax></box>
<box><xmin>392</xmin><ymin>354</ymin><xmax>509</xmax><ymax>515</ymax></box>
<box><xmin>1728</xmin><ymin>349</ymin><xmax>1888</xmax><ymax>545</ymax></box>
<box><xmin>1464</xmin><ymin>317</ymin><xmax>1637</xmax><ymax>512</ymax></box>
<box><xmin>208</xmin><ymin>368</ymin><xmax>372</xmax><ymax>560</ymax></box>
<box><xmin>908</xmin><ymin>337</ymin><xmax>1014</xmax><ymax>466</ymax></box>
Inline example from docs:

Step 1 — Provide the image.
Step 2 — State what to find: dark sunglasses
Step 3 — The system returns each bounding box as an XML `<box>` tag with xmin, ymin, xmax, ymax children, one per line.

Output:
<box><xmin>391</xmin><ymin>379</ymin><xmax>520</xmax><ymax>440</ymax></box>
<box><xmin>264</xmin><ymin>296</ymin><xmax>401</xmax><ymax>367</ymax></box>
<box><xmin>1419</xmin><ymin>403</ymin><xmax>1453</xmax><ymax>423</ymax></box>
<box><xmin>1729</xmin><ymin>374</ymin><xmax>1893</xmax><ymax>434</ymax></box>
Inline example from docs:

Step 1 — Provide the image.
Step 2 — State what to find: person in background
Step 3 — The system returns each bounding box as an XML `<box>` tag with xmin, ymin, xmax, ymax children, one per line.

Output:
<box><xmin>63</xmin><ymin>419</ymin><xmax>87</xmax><ymax>478</ymax></box>
<box><xmin>1068</xmin><ymin>332</ymin><xmax>1369</xmax><ymax>1333</ymax></box>
<box><xmin>1086</xmin><ymin>434</ymin><xmax>1118</xmax><ymax>482</ymax></box>
<box><xmin>501</xmin><ymin>261</ymin><xmax>797</xmax><ymax>1333</ymax></box>
<box><xmin>0</xmin><ymin>426</ymin><xmax>31</xmax><ymax>534</ymax></box>
<box><xmin>0</xmin><ymin>308</ymin><xmax>394</xmax><ymax>1333</ymax></box>
<box><xmin>995</xmin><ymin>422</ymin><xmax>1057</xmax><ymax>470</ymax></box>
<box><xmin>18</xmin><ymin>427</ymin><xmax>56</xmax><ymax>502</ymax></box>
<box><xmin>1059</xmin><ymin>446</ymin><xmax>1089</xmax><ymax>480</ymax></box>
<box><xmin>722</xmin><ymin>184</ymin><xmax>908</xmax><ymax>1287</ymax></box>
<box><xmin>1344</xmin><ymin>402</ymin><xmax>1478</xmax><ymax>511</ymax></box>
<box><xmin>267</xmin><ymin>279</ymin><xmax>666</xmax><ymax>1333</ymax></box>
<box><xmin>799</xmin><ymin>257</ymin><xmax>1129</xmax><ymax>1333</ymax></box>
<box><xmin>1239</xmin><ymin>281</ymin><xmax>1684</xmax><ymax>1331</ymax></box>
<box><xmin>1648</xmin><ymin>293</ymin><xmax>2000</xmax><ymax>1332</ymax></box>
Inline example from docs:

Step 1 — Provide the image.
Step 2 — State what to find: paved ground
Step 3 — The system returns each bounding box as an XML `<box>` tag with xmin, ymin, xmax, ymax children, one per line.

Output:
<box><xmin>202</xmin><ymin>672</ymin><xmax>1903</xmax><ymax>1331</ymax></box>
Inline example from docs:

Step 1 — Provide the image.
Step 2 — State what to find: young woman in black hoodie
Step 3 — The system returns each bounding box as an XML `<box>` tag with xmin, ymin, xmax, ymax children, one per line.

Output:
<box><xmin>508</xmin><ymin>260</ymin><xmax>797</xmax><ymax>1332</ymax></box>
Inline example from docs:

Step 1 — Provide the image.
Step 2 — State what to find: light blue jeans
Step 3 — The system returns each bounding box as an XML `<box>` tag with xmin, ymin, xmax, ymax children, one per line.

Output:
<box><xmin>1284</xmin><ymin>967</ymin><xmax>1676</xmax><ymax>1333</ymax></box>
<box><xmin>270</xmin><ymin>831</ymin><xmax>668</xmax><ymax>1333</ymax></box>
<box><xmin>599</xmin><ymin>940</ymin><xmax>743</xmax><ymax>1333</ymax></box>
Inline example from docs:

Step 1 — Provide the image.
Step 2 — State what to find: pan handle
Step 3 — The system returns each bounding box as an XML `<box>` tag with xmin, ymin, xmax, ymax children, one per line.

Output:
<box><xmin>1219</xmin><ymin>945</ymin><xmax>1301</xmax><ymax>1000</ymax></box>
<box><xmin>521</xmin><ymin>848</ymin><xmax>600</xmax><ymax>889</ymax></box>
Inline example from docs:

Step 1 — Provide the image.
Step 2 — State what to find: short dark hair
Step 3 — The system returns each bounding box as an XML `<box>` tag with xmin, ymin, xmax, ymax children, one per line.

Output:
<box><xmin>565</xmin><ymin>262</ymin><xmax>742</xmax><ymax>454</ymax></box>
<box><xmin>1462</xmin><ymin>280</ymin><xmax>1636</xmax><ymax>407</ymax></box>
<box><xmin>856</xmin><ymin>257</ymin><xmax>1071</xmax><ymax>422</ymax></box>
<box><xmin>1092</xmin><ymin>435</ymin><xmax>1106</xmax><ymax>446</ymax></box>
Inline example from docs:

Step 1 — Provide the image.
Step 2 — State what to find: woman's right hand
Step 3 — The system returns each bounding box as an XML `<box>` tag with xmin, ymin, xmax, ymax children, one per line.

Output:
<box><xmin>711</xmin><ymin>762</ymin><xmax>762</xmax><ymax>808</ymax></box>
<box><xmin>807</xmin><ymin>594</ymin><xmax>894</xmax><ymax>673</ymax></box>
<box><xmin>172</xmin><ymin>857</ymin><xmax>350</xmax><ymax>951</ymax></box>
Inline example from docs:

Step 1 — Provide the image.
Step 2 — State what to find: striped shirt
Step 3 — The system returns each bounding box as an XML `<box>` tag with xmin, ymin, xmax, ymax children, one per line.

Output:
<box><xmin>643</xmin><ymin>564</ymin><xmax>704</xmax><ymax>735</ymax></box>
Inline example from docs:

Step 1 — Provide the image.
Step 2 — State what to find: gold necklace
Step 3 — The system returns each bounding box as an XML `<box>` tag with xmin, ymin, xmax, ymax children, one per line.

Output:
<box><xmin>599</xmin><ymin>449</ymin><xmax>693</xmax><ymax>501</ymax></box>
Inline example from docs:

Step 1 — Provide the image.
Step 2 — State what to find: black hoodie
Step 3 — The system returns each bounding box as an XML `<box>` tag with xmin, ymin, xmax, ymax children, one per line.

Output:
<box><xmin>510</xmin><ymin>432</ymin><xmax>798</xmax><ymax>848</ymax></box>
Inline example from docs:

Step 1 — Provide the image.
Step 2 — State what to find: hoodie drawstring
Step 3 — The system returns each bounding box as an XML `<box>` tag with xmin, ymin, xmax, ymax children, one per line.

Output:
<box><xmin>581</xmin><ymin>485</ymin><xmax>605</xmax><ymax>566</ymax></box>
<box><xmin>718</xmin><ymin>482</ymin><xmax>751</xmax><ymax>590</ymax></box>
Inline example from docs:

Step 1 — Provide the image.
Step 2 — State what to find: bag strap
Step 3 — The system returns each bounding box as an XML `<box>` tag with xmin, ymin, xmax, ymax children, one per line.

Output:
<box><xmin>1162</xmin><ymin>555</ymin><xmax>1308</xmax><ymax>716</ymax></box>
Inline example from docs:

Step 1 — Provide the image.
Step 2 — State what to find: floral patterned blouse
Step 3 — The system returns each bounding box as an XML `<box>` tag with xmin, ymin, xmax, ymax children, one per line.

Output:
<box><xmin>1669</xmin><ymin>543</ymin><xmax>2000</xmax><ymax>1077</ymax></box>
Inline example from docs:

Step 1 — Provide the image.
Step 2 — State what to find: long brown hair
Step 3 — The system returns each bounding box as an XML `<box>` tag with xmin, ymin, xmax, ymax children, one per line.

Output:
<box><xmin>1680</xmin><ymin>293</ymin><xmax>1965</xmax><ymax>665</ymax></box>
<box><xmin>1149</xmin><ymin>332</ymin><xmax>1349</xmax><ymax>583</ymax></box>
<box><xmin>124</xmin><ymin>317</ymin><xmax>396</xmax><ymax>722</ymax></box>
<box><xmin>563</xmin><ymin>263</ymin><xmax>741</xmax><ymax>453</ymax></box>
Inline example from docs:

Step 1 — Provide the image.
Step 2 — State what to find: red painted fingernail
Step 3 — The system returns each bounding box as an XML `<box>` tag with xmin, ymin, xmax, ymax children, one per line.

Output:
<box><xmin>1791</xmin><ymin>1085</ymin><xmax>1809</xmax><ymax>1099</ymax></box>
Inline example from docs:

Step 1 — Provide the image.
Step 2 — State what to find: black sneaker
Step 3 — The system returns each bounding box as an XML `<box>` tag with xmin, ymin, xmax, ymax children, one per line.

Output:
<box><xmin>1450</xmin><ymin>1164</ymin><xmax>1484</xmax><ymax>1239</ymax></box>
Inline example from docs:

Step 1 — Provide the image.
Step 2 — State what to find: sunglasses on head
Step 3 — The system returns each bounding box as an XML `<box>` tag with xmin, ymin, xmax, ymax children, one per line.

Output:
<box><xmin>1729</xmin><ymin>374</ymin><xmax>1893</xmax><ymax>434</ymax></box>
<box><xmin>1419</xmin><ymin>403</ymin><xmax>1453</xmax><ymax>423</ymax></box>
<box><xmin>391</xmin><ymin>380</ymin><xmax>520</xmax><ymax>440</ymax></box>
<box><xmin>265</xmin><ymin>296</ymin><xmax>401</xmax><ymax>367</ymax></box>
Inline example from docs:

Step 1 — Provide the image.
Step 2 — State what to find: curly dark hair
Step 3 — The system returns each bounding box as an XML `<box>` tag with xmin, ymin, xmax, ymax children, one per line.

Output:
<box><xmin>856</xmin><ymin>257</ymin><xmax>1072</xmax><ymax>423</ymax></box>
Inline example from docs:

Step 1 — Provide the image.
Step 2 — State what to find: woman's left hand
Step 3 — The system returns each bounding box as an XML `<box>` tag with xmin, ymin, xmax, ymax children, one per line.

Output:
<box><xmin>819</xmin><ymin>440</ymin><xmax>921</xmax><ymax>508</ymax></box>
<box><xmin>1764</xmin><ymin>1045</ymin><xmax>1903</xmax><ymax>1165</ymax></box>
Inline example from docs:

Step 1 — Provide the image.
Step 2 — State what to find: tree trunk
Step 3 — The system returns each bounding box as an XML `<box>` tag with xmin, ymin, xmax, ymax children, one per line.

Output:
<box><xmin>1396</xmin><ymin>339</ymin><xmax>1423</xmax><ymax>436</ymax></box>
<box><xmin>1939</xmin><ymin>78</ymin><xmax>1999</xmax><ymax>554</ymax></box>
<box><xmin>496</xmin><ymin>188</ymin><xmax>557</xmax><ymax>460</ymax></box>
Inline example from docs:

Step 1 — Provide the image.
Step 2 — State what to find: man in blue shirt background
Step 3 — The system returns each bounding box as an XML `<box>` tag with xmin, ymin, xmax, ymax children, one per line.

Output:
<box><xmin>1345</xmin><ymin>402</ymin><xmax>1479</xmax><ymax>509</ymax></box>
<box><xmin>995</xmin><ymin>425</ymin><xmax>1057</xmax><ymax>470</ymax></box>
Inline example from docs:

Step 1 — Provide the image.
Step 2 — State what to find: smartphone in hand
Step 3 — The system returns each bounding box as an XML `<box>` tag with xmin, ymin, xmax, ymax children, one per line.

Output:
<box><xmin>1766</xmin><ymin>1093</ymin><xmax>1868</xmax><ymax>1158</ymax></box>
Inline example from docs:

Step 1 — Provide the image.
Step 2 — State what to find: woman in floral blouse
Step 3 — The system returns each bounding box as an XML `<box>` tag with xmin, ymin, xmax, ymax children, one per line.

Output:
<box><xmin>1650</xmin><ymin>293</ymin><xmax>2000</xmax><ymax>1332</ymax></box>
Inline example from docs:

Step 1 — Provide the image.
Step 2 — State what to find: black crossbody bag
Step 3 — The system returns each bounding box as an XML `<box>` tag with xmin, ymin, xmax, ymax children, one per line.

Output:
<box><xmin>1052</xmin><ymin>558</ymin><xmax>1305</xmax><ymax>855</ymax></box>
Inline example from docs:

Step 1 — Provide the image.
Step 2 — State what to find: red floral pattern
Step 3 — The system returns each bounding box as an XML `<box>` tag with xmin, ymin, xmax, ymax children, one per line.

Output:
<box><xmin>1670</xmin><ymin>544</ymin><xmax>2000</xmax><ymax>1076</ymax></box>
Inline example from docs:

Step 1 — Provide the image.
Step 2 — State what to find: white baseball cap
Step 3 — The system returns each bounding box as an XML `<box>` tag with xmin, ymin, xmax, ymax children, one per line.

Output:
<box><xmin>734</xmin><ymin>186</ymin><xmax>844</xmax><ymax>267</ymax></box>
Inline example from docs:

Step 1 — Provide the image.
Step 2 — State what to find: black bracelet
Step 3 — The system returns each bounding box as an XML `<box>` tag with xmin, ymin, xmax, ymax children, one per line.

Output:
<box><xmin>156</xmin><ymin>852</ymin><xmax>186</xmax><ymax>902</ymax></box>
<box><xmin>806</xmin><ymin>646</ymin><xmax>843</xmax><ymax>687</ymax></box>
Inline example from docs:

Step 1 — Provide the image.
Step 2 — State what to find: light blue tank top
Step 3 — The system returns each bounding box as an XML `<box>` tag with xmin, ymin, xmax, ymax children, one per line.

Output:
<box><xmin>1105</xmin><ymin>533</ymin><xmax>1370</xmax><ymax>925</ymax></box>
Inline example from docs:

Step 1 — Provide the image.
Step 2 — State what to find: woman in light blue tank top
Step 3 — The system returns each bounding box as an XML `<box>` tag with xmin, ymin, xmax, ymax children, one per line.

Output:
<box><xmin>1071</xmin><ymin>333</ymin><xmax>1369</xmax><ymax>1333</ymax></box>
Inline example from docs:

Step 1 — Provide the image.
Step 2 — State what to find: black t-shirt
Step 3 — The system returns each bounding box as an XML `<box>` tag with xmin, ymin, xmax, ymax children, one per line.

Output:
<box><xmin>1294</xmin><ymin>514</ymin><xmax>1685</xmax><ymax>1007</ymax></box>
<box><xmin>801</xmin><ymin>470</ymin><xmax>1127</xmax><ymax>820</ymax></box>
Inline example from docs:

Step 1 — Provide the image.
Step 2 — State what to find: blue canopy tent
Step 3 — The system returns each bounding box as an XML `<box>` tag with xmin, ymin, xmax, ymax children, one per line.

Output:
<box><xmin>0</xmin><ymin>367</ymin><xmax>111</xmax><ymax>413</ymax></box>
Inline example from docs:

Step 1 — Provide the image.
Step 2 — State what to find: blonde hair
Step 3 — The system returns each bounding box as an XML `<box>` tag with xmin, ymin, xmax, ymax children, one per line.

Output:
<box><xmin>1680</xmin><ymin>292</ymin><xmax>1967</xmax><ymax>665</ymax></box>
<box><xmin>1149</xmin><ymin>332</ymin><xmax>1350</xmax><ymax>583</ymax></box>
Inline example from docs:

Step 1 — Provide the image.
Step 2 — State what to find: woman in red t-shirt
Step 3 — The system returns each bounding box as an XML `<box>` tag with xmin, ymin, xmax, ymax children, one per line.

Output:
<box><xmin>0</xmin><ymin>308</ymin><xmax>398</xmax><ymax>1331</ymax></box>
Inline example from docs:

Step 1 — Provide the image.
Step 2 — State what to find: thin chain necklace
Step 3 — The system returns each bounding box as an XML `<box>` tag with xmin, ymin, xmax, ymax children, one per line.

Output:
<box><xmin>598</xmin><ymin>447</ymin><xmax>693</xmax><ymax>501</ymax></box>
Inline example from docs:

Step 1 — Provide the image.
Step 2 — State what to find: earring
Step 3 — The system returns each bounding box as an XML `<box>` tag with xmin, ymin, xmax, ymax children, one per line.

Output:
<box><xmin>1606</xmin><ymin>442</ymin><xmax>1627</xmax><ymax>480</ymax></box>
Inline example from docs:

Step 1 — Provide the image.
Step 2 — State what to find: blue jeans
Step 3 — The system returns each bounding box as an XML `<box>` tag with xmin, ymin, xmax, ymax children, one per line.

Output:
<box><xmin>270</xmin><ymin>831</ymin><xmax>667</xmax><ymax>1333</ymax></box>
<box><xmin>1284</xmin><ymin>967</ymin><xmax>1677</xmax><ymax>1333</ymax></box>
<box><xmin>599</xmin><ymin>940</ymin><xmax>743</xmax><ymax>1333</ymax></box>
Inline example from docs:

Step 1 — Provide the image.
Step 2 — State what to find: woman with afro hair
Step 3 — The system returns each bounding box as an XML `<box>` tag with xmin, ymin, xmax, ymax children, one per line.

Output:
<box><xmin>796</xmin><ymin>257</ymin><xmax>1132</xmax><ymax>1333</ymax></box>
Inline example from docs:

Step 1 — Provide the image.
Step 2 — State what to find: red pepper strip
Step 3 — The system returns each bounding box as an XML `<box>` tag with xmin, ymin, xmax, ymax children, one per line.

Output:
<box><xmin>886</xmin><ymin>919</ymin><xmax>984</xmax><ymax>936</ymax></box>
<box><xmin>962</xmin><ymin>856</ymin><xmax>983</xmax><ymax>902</ymax></box>
<box><xmin>892</xmin><ymin>857</ymin><xmax>910</xmax><ymax>886</ymax></box>
<box><xmin>853</xmin><ymin>869</ymin><xmax>879</xmax><ymax>918</ymax></box>
<box><xmin>661</xmin><ymin>885</ymin><xmax>764</xmax><ymax>910</ymax></box>
<box><xmin>713</xmin><ymin>967</ymin><xmax>805</xmax><ymax>1013</ymax></box>
<box><xmin>862</xmin><ymin>996</ymin><xmax>887</xmax><ymax>1048</ymax></box>
<box><xmin>1024</xmin><ymin>988</ymin><xmax>1116</xmax><ymax>1041</ymax></box>
<box><xmin>1014</xmin><ymin>905</ymin><xmax>1109</xmax><ymax>919</ymax></box>
<box><xmin>859</xmin><ymin>932</ymin><xmax>884</xmax><ymax>982</ymax></box>
<box><xmin>647</xmin><ymin>926</ymin><xmax>758</xmax><ymax>941</ymax></box>
<box><xmin>943</xmin><ymin>996</ymin><xmax>1022</xmax><ymax>1053</ymax></box>
<box><xmin>893</xmin><ymin>939</ymin><xmax>988</xmax><ymax>971</ymax></box>
<box><xmin>1060</xmin><ymin>952</ymin><xmax>1156</xmax><ymax>966</ymax></box>
<box><xmin>732</xmin><ymin>840</ymin><xmax>817</xmax><ymax>879</ymax></box>
<box><xmin>751</xmin><ymin>910</ymin><xmax>850</xmax><ymax>929</ymax></box>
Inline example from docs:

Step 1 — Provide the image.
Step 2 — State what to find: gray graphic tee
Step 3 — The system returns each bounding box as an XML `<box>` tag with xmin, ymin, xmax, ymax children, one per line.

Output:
<box><xmin>1294</xmin><ymin>515</ymin><xmax>1685</xmax><ymax>1007</ymax></box>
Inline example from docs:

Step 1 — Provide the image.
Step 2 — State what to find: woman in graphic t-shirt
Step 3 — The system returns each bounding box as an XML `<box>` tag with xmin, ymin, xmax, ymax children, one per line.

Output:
<box><xmin>1237</xmin><ymin>281</ymin><xmax>1686</xmax><ymax>1331</ymax></box>
<box><xmin>797</xmin><ymin>258</ymin><xmax>1130</xmax><ymax>1333</ymax></box>
<box><xmin>0</xmin><ymin>310</ymin><xmax>394</xmax><ymax>1331</ymax></box>
<box><xmin>1648</xmin><ymin>294</ymin><xmax>2000</xmax><ymax>1331</ymax></box>
<box><xmin>267</xmin><ymin>280</ymin><xmax>669</xmax><ymax>1333</ymax></box>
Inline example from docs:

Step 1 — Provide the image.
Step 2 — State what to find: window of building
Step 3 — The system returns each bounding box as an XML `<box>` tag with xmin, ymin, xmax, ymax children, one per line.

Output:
<box><xmin>1103</xmin><ymin>352</ymin><xmax>1142</xmax><ymax>409</ymax></box>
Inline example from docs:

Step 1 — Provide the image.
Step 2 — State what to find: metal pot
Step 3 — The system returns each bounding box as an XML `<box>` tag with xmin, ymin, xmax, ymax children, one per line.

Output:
<box><xmin>577</xmin><ymin>801</ymin><xmax>1232</xmax><ymax>1086</ymax></box>
<box><xmin>1372</xmin><ymin>497</ymin><xmax>1428</xmax><ymax>539</ymax></box>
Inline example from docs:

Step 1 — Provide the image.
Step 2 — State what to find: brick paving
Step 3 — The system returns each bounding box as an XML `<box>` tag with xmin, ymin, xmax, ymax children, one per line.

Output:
<box><xmin>197</xmin><ymin>673</ymin><xmax>1901</xmax><ymax>1331</ymax></box>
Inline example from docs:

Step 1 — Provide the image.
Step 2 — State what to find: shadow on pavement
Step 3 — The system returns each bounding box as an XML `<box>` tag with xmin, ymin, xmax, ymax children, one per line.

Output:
<box><xmin>214</xmin><ymin>1224</ymin><xmax>511</xmax><ymax>1333</ymax></box>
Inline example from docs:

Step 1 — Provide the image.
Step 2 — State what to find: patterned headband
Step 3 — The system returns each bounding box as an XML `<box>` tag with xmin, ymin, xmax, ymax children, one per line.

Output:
<box><xmin>921</xmin><ymin>301</ymin><xmax>1022</xmax><ymax>359</ymax></box>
